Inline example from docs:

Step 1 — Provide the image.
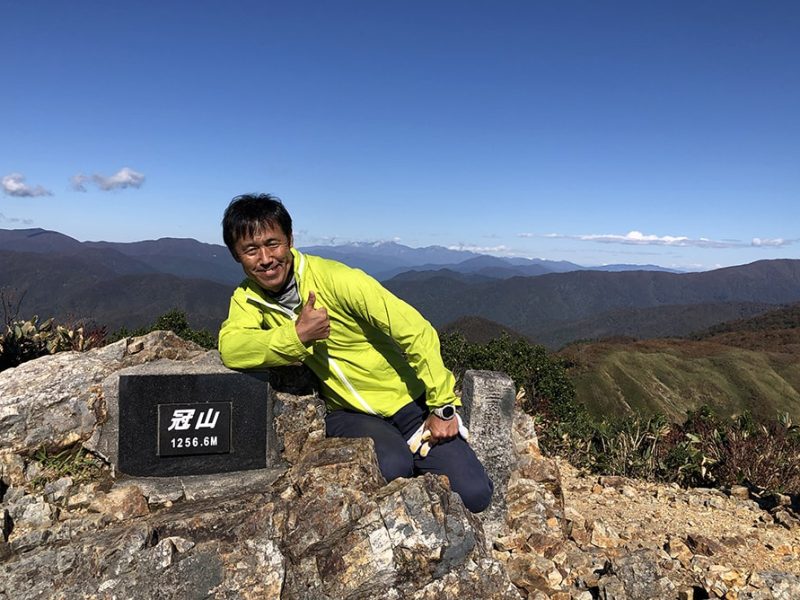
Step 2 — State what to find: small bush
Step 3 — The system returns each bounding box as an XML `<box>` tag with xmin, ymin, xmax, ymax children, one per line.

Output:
<box><xmin>546</xmin><ymin>403</ymin><xmax>800</xmax><ymax>495</ymax></box>
<box><xmin>108</xmin><ymin>309</ymin><xmax>216</xmax><ymax>349</ymax></box>
<box><xmin>0</xmin><ymin>316</ymin><xmax>106</xmax><ymax>372</ymax></box>
<box><xmin>439</xmin><ymin>331</ymin><xmax>594</xmax><ymax>464</ymax></box>
<box><xmin>440</xmin><ymin>331</ymin><xmax>577</xmax><ymax>416</ymax></box>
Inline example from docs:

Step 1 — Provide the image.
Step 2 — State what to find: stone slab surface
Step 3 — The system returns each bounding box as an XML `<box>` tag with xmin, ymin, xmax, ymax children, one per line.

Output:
<box><xmin>460</xmin><ymin>369</ymin><xmax>517</xmax><ymax>542</ymax></box>
<box><xmin>117</xmin><ymin>371</ymin><xmax>269</xmax><ymax>477</ymax></box>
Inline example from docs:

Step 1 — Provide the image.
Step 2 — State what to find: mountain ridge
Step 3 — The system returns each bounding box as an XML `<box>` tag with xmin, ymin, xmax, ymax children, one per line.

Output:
<box><xmin>2</xmin><ymin>228</ymin><xmax>799</xmax><ymax>348</ymax></box>
<box><xmin>0</xmin><ymin>227</ymin><xmax>686</xmax><ymax>281</ymax></box>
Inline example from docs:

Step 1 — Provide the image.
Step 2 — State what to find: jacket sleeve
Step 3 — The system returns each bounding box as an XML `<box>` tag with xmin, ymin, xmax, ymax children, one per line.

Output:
<box><xmin>341</xmin><ymin>269</ymin><xmax>459</xmax><ymax>408</ymax></box>
<box><xmin>218</xmin><ymin>291</ymin><xmax>310</xmax><ymax>369</ymax></box>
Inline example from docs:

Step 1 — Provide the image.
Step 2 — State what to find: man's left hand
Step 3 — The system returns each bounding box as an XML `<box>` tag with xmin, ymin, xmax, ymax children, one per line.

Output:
<box><xmin>424</xmin><ymin>413</ymin><xmax>459</xmax><ymax>443</ymax></box>
<box><xmin>408</xmin><ymin>412</ymin><xmax>469</xmax><ymax>457</ymax></box>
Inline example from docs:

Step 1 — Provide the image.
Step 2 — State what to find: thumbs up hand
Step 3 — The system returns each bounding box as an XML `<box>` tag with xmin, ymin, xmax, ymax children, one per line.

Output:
<box><xmin>296</xmin><ymin>291</ymin><xmax>330</xmax><ymax>344</ymax></box>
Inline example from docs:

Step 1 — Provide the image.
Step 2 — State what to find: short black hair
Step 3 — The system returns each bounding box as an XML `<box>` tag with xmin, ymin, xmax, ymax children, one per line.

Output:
<box><xmin>222</xmin><ymin>193</ymin><xmax>293</xmax><ymax>260</ymax></box>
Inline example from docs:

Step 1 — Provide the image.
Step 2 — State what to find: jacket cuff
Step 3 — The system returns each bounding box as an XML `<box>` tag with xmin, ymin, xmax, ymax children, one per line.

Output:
<box><xmin>425</xmin><ymin>397</ymin><xmax>462</xmax><ymax>410</ymax></box>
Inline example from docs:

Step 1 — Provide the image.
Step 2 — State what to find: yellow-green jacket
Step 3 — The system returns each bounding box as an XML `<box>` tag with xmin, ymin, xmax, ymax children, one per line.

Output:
<box><xmin>218</xmin><ymin>248</ymin><xmax>459</xmax><ymax>417</ymax></box>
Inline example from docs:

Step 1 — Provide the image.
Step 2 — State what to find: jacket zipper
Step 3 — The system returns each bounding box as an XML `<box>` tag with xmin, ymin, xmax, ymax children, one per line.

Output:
<box><xmin>329</xmin><ymin>358</ymin><xmax>377</xmax><ymax>415</ymax></box>
<box><xmin>245</xmin><ymin>294</ymin><xmax>298</xmax><ymax>320</ymax></box>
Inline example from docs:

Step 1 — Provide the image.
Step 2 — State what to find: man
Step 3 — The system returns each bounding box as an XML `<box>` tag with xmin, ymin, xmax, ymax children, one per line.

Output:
<box><xmin>218</xmin><ymin>193</ymin><xmax>493</xmax><ymax>513</ymax></box>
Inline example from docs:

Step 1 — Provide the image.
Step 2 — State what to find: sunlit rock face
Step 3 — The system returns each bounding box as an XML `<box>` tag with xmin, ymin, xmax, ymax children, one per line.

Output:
<box><xmin>4</xmin><ymin>333</ymin><xmax>800</xmax><ymax>599</ymax></box>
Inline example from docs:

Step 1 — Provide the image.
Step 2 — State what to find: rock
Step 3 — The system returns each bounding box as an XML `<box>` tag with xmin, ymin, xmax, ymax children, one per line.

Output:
<box><xmin>506</xmin><ymin>553</ymin><xmax>564</xmax><ymax>594</ymax></box>
<box><xmin>11</xmin><ymin>337</ymin><xmax>800</xmax><ymax>599</ymax></box>
<box><xmin>273</xmin><ymin>394</ymin><xmax>326</xmax><ymax>463</ymax></box>
<box><xmin>460</xmin><ymin>370</ymin><xmax>518</xmax><ymax>543</ymax></box>
<box><xmin>686</xmin><ymin>533</ymin><xmax>724</xmax><ymax>557</ymax></box>
<box><xmin>89</xmin><ymin>485</ymin><xmax>149</xmax><ymax>521</ymax></box>
<box><xmin>730</xmin><ymin>485</ymin><xmax>751</xmax><ymax>499</ymax></box>
<box><xmin>706</xmin><ymin>496</ymin><xmax>727</xmax><ymax>510</ymax></box>
<box><xmin>773</xmin><ymin>509</ymin><xmax>800</xmax><ymax>530</ymax></box>
<box><xmin>66</xmin><ymin>483</ymin><xmax>101</xmax><ymax>509</ymax></box>
<box><xmin>566</xmin><ymin>506</ymin><xmax>590</xmax><ymax>547</ymax></box>
<box><xmin>599</xmin><ymin>549</ymin><xmax>678</xmax><ymax>600</ymax></box>
<box><xmin>702</xmin><ymin>564</ymin><xmax>747</xmax><ymax>598</ymax></box>
<box><xmin>214</xmin><ymin>537</ymin><xmax>285</xmax><ymax>598</ymax></box>
<box><xmin>504</xmin><ymin>422</ymin><xmax>565</xmax><ymax>549</ymax></box>
<box><xmin>753</xmin><ymin>572</ymin><xmax>800</xmax><ymax>599</ymax></box>
<box><xmin>589</xmin><ymin>519</ymin><xmax>621</xmax><ymax>549</ymax></box>
<box><xmin>0</xmin><ymin>452</ymin><xmax>25</xmax><ymax>487</ymax></box>
<box><xmin>666</xmin><ymin>535</ymin><xmax>694</xmax><ymax>567</ymax></box>
<box><xmin>599</xmin><ymin>476</ymin><xmax>628</xmax><ymax>489</ymax></box>
<box><xmin>0</xmin><ymin>437</ymin><xmax>515</xmax><ymax>599</ymax></box>
<box><xmin>136</xmin><ymin>480</ymin><xmax>185</xmax><ymax>507</ymax></box>
<box><xmin>42</xmin><ymin>476</ymin><xmax>73</xmax><ymax>504</ymax></box>
<box><xmin>0</xmin><ymin>341</ymin><xmax>514</xmax><ymax>598</ymax></box>
<box><xmin>7</xmin><ymin>494</ymin><xmax>56</xmax><ymax>530</ymax></box>
<box><xmin>0</xmin><ymin>332</ymin><xmax>205</xmax><ymax>457</ymax></box>
<box><xmin>721</xmin><ymin>534</ymin><xmax>747</xmax><ymax>550</ymax></box>
<box><xmin>410</xmin><ymin>557</ymin><xmax>523</xmax><ymax>599</ymax></box>
<box><xmin>276</xmin><ymin>433</ymin><xmax>516</xmax><ymax>599</ymax></box>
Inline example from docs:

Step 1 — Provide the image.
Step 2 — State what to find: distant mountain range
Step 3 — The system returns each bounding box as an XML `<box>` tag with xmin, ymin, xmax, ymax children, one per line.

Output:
<box><xmin>1</xmin><ymin>228</ymin><xmax>798</xmax><ymax>348</ymax></box>
<box><xmin>301</xmin><ymin>241</ymin><xmax>682</xmax><ymax>280</ymax></box>
<box><xmin>0</xmin><ymin>228</ymin><xmax>683</xmax><ymax>287</ymax></box>
<box><xmin>384</xmin><ymin>260</ymin><xmax>800</xmax><ymax>348</ymax></box>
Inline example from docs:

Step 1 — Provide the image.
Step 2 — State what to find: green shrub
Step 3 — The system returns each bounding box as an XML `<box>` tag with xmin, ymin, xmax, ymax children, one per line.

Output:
<box><xmin>440</xmin><ymin>331</ymin><xmax>595</xmax><ymax>463</ymax></box>
<box><xmin>440</xmin><ymin>331</ymin><xmax>577</xmax><ymax>416</ymax></box>
<box><xmin>108</xmin><ymin>309</ymin><xmax>216</xmax><ymax>349</ymax></box>
<box><xmin>441</xmin><ymin>331</ymin><xmax>800</xmax><ymax>496</ymax></box>
<box><xmin>0</xmin><ymin>316</ymin><xmax>106</xmax><ymax>372</ymax></box>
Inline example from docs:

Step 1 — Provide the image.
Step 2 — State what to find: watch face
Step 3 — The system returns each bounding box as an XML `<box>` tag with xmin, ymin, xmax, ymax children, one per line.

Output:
<box><xmin>440</xmin><ymin>405</ymin><xmax>455</xmax><ymax>419</ymax></box>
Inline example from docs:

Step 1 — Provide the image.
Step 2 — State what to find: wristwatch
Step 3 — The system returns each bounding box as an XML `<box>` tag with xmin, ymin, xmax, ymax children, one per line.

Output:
<box><xmin>432</xmin><ymin>404</ymin><xmax>457</xmax><ymax>420</ymax></box>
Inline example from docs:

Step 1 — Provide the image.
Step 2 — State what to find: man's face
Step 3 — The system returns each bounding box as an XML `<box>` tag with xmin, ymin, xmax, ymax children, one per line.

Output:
<box><xmin>234</xmin><ymin>222</ymin><xmax>294</xmax><ymax>293</ymax></box>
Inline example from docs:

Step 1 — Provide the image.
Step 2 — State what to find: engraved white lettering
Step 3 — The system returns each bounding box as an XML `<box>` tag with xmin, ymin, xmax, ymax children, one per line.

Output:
<box><xmin>167</xmin><ymin>408</ymin><xmax>196</xmax><ymax>431</ymax></box>
<box><xmin>195</xmin><ymin>409</ymin><xmax>220</xmax><ymax>429</ymax></box>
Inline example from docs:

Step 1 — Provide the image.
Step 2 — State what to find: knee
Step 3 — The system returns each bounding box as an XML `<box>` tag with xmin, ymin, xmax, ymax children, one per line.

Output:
<box><xmin>455</xmin><ymin>476</ymin><xmax>494</xmax><ymax>513</ymax></box>
<box><xmin>377</xmin><ymin>449</ymin><xmax>414</xmax><ymax>482</ymax></box>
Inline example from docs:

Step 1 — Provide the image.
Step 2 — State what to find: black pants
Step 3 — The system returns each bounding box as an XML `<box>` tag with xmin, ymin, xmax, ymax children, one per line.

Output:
<box><xmin>325</xmin><ymin>396</ymin><xmax>494</xmax><ymax>513</ymax></box>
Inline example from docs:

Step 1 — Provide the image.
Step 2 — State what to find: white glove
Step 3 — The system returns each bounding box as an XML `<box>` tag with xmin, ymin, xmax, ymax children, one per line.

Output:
<box><xmin>407</xmin><ymin>414</ymin><xmax>469</xmax><ymax>457</ymax></box>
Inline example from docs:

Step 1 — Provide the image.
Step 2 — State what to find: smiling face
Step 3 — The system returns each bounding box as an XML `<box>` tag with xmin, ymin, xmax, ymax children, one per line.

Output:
<box><xmin>234</xmin><ymin>222</ymin><xmax>294</xmax><ymax>293</ymax></box>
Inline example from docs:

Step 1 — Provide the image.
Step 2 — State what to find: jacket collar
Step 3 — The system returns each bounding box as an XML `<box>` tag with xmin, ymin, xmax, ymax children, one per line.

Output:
<box><xmin>243</xmin><ymin>247</ymin><xmax>307</xmax><ymax>314</ymax></box>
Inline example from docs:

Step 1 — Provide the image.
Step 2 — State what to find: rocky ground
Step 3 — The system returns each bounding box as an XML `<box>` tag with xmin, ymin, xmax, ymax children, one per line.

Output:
<box><xmin>562</xmin><ymin>463</ymin><xmax>800</xmax><ymax>576</ymax></box>
<box><xmin>487</xmin><ymin>445</ymin><xmax>800</xmax><ymax>598</ymax></box>
<box><xmin>553</xmin><ymin>461</ymin><xmax>800</xmax><ymax>598</ymax></box>
<box><xmin>2</xmin><ymin>331</ymin><xmax>800</xmax><ymax>598</ymax></box>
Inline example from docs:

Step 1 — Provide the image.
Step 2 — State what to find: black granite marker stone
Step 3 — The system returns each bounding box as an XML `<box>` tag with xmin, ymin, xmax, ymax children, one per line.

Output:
<box><xmin>118</xmin><ymin>372</ymin><xmax>269</xmax><ymax>477</ymax></box>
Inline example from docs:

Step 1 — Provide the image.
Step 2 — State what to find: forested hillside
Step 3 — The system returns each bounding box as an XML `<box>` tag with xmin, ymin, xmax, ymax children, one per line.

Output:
<box><xmin>559</xmin><ymin>303</ymin><xmax>800</xmax><ymax>422</ymax></box>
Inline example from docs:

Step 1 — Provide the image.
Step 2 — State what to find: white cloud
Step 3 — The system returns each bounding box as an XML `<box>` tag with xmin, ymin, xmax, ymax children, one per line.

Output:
<box><xmin>71</xmin><ymin>167</ymin><xmax>145</xmax><ymax>192</ymax></box>
<box><xmin>94</xmin><ymin>167</ymin><xmax>145</xmax><ymax>190</ymax></box>
<box><xmin>581</xmin><ymin>230</ymin><xmax>732</xmax><ymax>248</ymax></box>
<box><xmin>446</xmin><ymin>243</ymin><xmax>513</xmax><ymax>254</ymax></box>
<box><xmin>522</xmin><ymin>230</ymin><xmax>797</xmax><ymax>249</ymax></box>
<box><xmin>0</xmin><ymin>212</ymin><xmax>34</xmax><ymax>225</ymax></box>
<box><xmin>71</xmin><ymin>174</ymin><xmax>90</xmax><ymax>192</ymax></box>
<box><xmin>1</xmin><ymin>173</ymin><xmax>52</xmax><ymax>197</ymax></box>
<box><xmin>751</xmin><ymin>237</ymin><xmax>788</xmax><ymax>247</ymax></box>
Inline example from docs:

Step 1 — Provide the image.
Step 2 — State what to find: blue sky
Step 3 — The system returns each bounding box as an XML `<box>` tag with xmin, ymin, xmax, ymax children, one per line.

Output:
<box><xmin>2</xmin><ymin>1</ymin><xmax>798</xmax><ymax>270</ymax></box>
